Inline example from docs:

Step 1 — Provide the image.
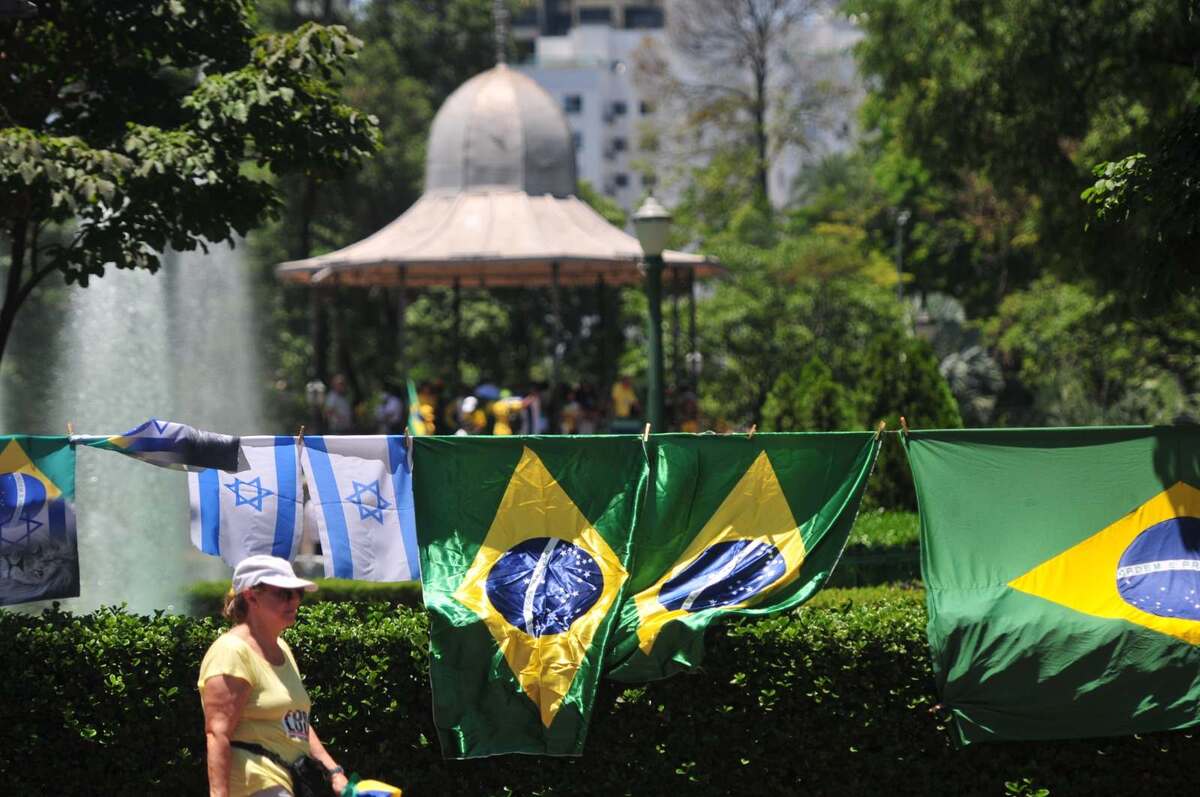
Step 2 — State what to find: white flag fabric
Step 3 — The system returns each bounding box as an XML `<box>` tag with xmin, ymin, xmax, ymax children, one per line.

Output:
<box><xmin>299</xmin><ymin>435</ymin><xmax>420</xmax><ymax>582</ymax></box>
<box><xmin>188</xmin><ymin>436</ymin><xmax>304</xmax><ymax>566</ymax></box>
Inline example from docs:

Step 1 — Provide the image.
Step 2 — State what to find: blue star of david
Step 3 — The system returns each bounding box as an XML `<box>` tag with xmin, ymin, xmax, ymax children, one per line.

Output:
<box><xmin>345</xmin><ymin>480</ymin><xmax>390</xmax><ymax>523</ymax></box>
<box><xmin>224</xmin><ymin>476</ymin><xmax>274</xmax><ymax>512</ymax></box>
<box><xmin>151</xmin><ymin>419</ymin><xmax>171</xmax><ymax>434</ymax></box>
<box><xmin>0</xmin><ymin>512</ymin><xmax>42</xmax><ymax>549</ymax></box>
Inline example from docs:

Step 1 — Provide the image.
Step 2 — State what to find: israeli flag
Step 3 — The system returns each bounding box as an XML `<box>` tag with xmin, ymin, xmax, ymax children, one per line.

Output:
<box><xmin>82</xmin><ymin>418</ymin><xmax>241</xmax><ymax>472</ymax></box>
<box><xmin>299</xmin><ymin>435</ymin><xmax>420</xmax><ymax>582</ymax></box>
<box><xmin>188</xmin><ymin>436</ymin><xmax>304</xmax><ymax>566</ymax></box>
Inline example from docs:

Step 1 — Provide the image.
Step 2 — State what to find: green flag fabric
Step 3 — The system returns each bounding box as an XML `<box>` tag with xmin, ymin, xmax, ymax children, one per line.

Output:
<box><xmin>413</xmin><ymin>436</ymin><xmax>647</xmax><ymax>758</ymax></box>
<box><xmin>605</xmin><ymin>433</ymin><xmax>881</xmax><ymax>682</ymax></box>
<box><xmin>0</xmin><ymin>435</ymin><xmax>78</xmax><ymax>606</ymax></box>
<box><xmin>907</xmin><ymin>426</ymin><xmax>1200</xmax><ymax>746</ymax></box>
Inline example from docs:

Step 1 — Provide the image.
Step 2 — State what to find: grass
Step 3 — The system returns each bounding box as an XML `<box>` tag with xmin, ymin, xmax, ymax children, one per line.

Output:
<box><xmin>847</xmin><ymin>508</ymin><xmax>919</xmax><ymax>549</ymax></box>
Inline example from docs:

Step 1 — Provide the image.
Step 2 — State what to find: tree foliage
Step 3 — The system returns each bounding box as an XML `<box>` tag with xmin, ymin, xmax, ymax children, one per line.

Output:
<box><xmin>847</xmin><ymin>0</ymin><xmax>1199</xmax><ymax>301</ymax></box>
<box><xmin>0</xmin><ymin>0</ymin><xmax>380</xmax><ymax>363</ymax></box>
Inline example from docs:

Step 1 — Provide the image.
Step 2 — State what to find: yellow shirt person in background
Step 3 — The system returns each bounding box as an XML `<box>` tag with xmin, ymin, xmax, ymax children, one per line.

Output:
<box><xmin>611</xmin><ymin>376</ymin><xmax>640</xmax><ymax>419</ymax></box>
<box><xmin>198</xmin><ymin>556</ymin><xmax>348</xmax><ymax>797</ymax></box>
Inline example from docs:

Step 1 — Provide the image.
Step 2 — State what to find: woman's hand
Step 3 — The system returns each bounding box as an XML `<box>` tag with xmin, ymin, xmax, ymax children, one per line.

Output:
<box><xmin>330</xmin><ymin>770</ymin><xmax>350</xmax><ymax>794</ymax></box>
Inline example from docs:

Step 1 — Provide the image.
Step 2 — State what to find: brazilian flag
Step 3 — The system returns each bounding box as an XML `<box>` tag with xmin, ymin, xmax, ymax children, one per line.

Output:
<box><xmin>414</xmin><ymin>436</ymin><xmax>647</xmax><ymax>758</ymax></box>
<box><xmin>605</xmin><ymin>433</ymin><xmax>880</xmax><ymax>682</ymax></box>
<box><xmin>907</xmin><ymin>426</ymin><xmax>1200</xmax><ymax>746</ymax></box>
<box><xmin>0</xmin><ymin>436</ymin><xmax>78</xmax><ymax>606</ymax></box>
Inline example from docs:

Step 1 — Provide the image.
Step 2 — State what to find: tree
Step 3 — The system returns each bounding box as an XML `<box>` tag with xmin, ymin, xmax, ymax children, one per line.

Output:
<box><xmin>1082</xmin><ymin>99</ymin><xmax>1200</xmax><ymax>295</ymax></box>
<box><xmin>985</xmin><ymin>276</ymin><xmax>1200</xmax><ymax>425</ymax></box>
<box><xmin>847</xmin><ymin>0</ymin><xmax>1199</xmax><ymax>301</ymax></box>
<box><xmin>635</xmin><ymin>0</ymin><xmax>853</xmax><ymax>212</ymax></box>
<box><xmin>0</xmin><ymin>1</ymin><xmax>380</xmax><ymax>366</ymax></box>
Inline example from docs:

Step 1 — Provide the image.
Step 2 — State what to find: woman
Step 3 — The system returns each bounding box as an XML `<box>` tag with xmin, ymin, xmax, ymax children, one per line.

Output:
<box><xmin>199</xmin><ymin>555</ymin><xmax>349</xmax><ymax>797</ymax></box>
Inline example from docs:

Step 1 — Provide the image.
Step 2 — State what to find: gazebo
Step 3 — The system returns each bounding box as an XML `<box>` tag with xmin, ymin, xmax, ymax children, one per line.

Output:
<box><xmin>276</xmin><ymin>62</ymin><xmax>721</xmax><ymax>402</ymax></box>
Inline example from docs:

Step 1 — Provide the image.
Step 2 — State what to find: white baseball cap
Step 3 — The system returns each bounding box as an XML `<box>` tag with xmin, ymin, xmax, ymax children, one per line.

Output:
<box><xmin>232</xmin><ymin>555</ymin><xmax>318</xmax><ymax>594</ymax></box>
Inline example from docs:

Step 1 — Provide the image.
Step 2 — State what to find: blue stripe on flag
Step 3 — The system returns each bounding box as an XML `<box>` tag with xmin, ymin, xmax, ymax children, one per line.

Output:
<box><xmin>199</xmin><ymin>468</ymin><xmax>221</xmax><ymax>555</ymax></box>
<box><xmin>48</xmin><ymin>498</ymin><xmax>66</xmax><ymax>541</ymax></box>
<box><xmin>304</xmin><ymin>437</ymin><xmax>354</xmax><ymax>578</ymax></box>
<box><xmin>271</xmin><ymin>436</ymin><xmax>297</xmax><ymax>559</ymax></box>
<box><xmin>387</xmin><ymin>435</ymin><xmax>421</xmax><ymax>580</ymax></box>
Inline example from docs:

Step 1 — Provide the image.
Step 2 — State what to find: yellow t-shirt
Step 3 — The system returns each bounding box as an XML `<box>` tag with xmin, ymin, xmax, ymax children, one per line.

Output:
<box><xmin>198</xmin><ymin>632</ymin><xmax>312</xmax><ymax>797</ymax></box>
<box><xmin>611</xmin><ymin>382</ymin><xmax>638</xmax><ymax>418</ymax></box>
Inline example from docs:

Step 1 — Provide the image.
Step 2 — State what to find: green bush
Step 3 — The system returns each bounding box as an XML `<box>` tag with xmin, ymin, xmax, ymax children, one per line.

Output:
<box><xmin>5</xmin><ymin>597</ymin><xmax>1200</xmax><ymax>795</ymax></box>
<box><xmin>762</xmin><ymin>358</ymin><xmax>858</xmax><ymax>432</ymax></box>
<box><xmin>185</xmin><ymin>578</ymin><xmax>424</xmax><ymax>616</ymax></box>
<box><xmin>828</xmin><ymin>510</ymin><xmax>920</xmax><ymax>587</ymax></box>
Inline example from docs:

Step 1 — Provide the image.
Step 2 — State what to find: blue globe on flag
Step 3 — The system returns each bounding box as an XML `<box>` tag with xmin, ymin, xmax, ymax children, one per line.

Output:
<box><xmin>485</xmin><ymin>536</ymin><xmax>604</xmax><ymax>636</ymax></box>
<box><xmin>0</xmin><ymin>472</ymin><xmax>46</xmax><ymax>527</ymax></box>
<box><xmin>658</xmin><ymin>539</ymin><xmax>786</xmax><ymax>613</ymax></box>
<box><xmin>1117</xmin><ymin>516</ymin><xmax>1200</xmax><ymax>620</ymax></box>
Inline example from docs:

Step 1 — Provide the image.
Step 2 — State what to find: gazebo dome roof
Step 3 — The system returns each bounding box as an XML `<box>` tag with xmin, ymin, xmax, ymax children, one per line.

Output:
<box><xmin>425</xmin><ymin>64</ymin><xmax>577</xmax><ymax>197</ymax></box>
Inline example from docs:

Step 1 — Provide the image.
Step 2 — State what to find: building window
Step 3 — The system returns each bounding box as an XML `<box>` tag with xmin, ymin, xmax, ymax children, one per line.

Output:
<box><xmin>572</xmin><ymin>131</ymin><xmax>583</xmax><ymax>151</ymax></box>
<box><xmin>610</xmin><ymin>100</ymin><xmax>628</xmax><ymax>116</ymax></box>
<box><xmin>579</xmin><ymin>7</ymin><xmax>612</xmax><ymax>24</ymax></box>
<box><xmin>611</xmin><ymin>137</ymin><xmax>628</xmax><ymax>152</ymax></box>
<box><xmin>564</xmin><ymin>94</ymin><xmax>583</xmax><ymax>113</ymax></box>
<box><xmin>642</xmin><ymin>173</ymin><xmax>658</xmax><ymax>189</ymax></box>
<box><xmin>625</xmin><ymin>7</ymin><xmax>665</xmax><ymax>29</ymax></box>
<box><xmin>639</xmin><ymin>100</ymin><xmax>654</xmax><ymax>115</ymax></box>
<box><xmin>614</xmin><ymin>173</ymin><xmax>629</xmax><ymax>188</ymax></box>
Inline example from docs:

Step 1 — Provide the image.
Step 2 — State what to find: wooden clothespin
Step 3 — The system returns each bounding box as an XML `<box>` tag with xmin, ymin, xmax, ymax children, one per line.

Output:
<box><xmin>900</xmin><ymin>416</ymin><xmax>910</xmax><ymax>436</ymax></box>
<box><xmin>641</xmin><ymin>423</ymin><xmax>652</xmax><ymax>442</ymax></box>
<box><xmin>874</xmin><ymin>420</ymin><xmax>886</xmax><ymax>440</ymax></box>
<box><xmin>296</xmin><ymin>425</ymin><xmax>306</xmax><ymax>448</ymax></box>
<box><xmin>66</xmin><ymin>421</ymin><xmax>74</xmax><ymax>436</ymax></box>
<box><xmin>747</xmin><ymin>424</ymin><xmax>757</xmax><ymax>440</ymax></box>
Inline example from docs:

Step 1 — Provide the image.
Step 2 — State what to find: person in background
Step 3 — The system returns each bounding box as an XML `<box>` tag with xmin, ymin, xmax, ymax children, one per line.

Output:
<box><xmin>610</xmin><ymin>375</ymin><xmax>640</xmax><ymax>420</ymax></box>
<box><xmin>198</xmin><ymin>555</ymin><xmax>349</xmax><ymax>797</ymax></box>
<box><xmin>322</xmin><ymin>374</ymin><xmax>353</xmax><ymax>434</ymax></box>
<box><xmin>375</xmin><ymin>382</ymin><xmax>405</xmax><ymax>435</ymax></box>
<box><xmin>491</xmin><ymin>389</ymin><xmax>525</xmax><ymax>435</ymax></box>
<box><xmin>521</xmin><ymin>382</ymin><xmax>548</xmax><ymax>435</ymax></box>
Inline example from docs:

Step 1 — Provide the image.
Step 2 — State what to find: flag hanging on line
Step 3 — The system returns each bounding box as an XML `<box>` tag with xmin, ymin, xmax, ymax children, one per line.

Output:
<box><xmin>188</xmin><ymin>436</ymin><xmax>304</xmax><ymax>567</ymax></box>
<box><xmin>80</xmin><ymin>418</ymin><xmax>241</xmax><ymax>472</ymax></box>
<box><xmin>604</xmin><ymin>433</ymin><xmax>880</xmax><ymax>682</ymax></box>
<box><xmin>414</xmin><ymin>437</ymin><xmax>646</xmax><ymax>758</ymax></box>
<box><xmin>907</xmin><ymin>426</ymin><xmax>1200</xmax><ymax>746</ymax></box>
<box><xmin>0</xmin><ymin>436</ymin><xmax>79</xmax><ymax>607</ymax></box>
<box><xmin>300</xmin><ymin>435</ymin><xmax>420</xmax><ymax>582</ymax></box>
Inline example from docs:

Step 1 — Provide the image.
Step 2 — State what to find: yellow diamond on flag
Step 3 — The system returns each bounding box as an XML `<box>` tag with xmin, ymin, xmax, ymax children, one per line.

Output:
<box><xmin>631</xmin><ymin>450</ymin><xmax>806</xmax><ymax>654</ymax></box>
<box><xmin>0</xmin><ymin>439</ymin><xmax>63</xmax><ymax>500</ymax></box>
<box><xmin>1009</xmin><ymin>482</ymin><xmax>1200</xmax><ymax>645</ymax></box>
<box><xmin>453</xmin><ymin>447</ymin><xmax>627</xmax><ymax>727</ymax></box>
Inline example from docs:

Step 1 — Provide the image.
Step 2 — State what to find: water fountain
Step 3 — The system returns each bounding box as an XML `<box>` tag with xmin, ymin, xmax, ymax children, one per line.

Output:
<box><xmin>0</xmin><ymin>243</ymin><xmax>265</xmax><ymax>613</ymax></box>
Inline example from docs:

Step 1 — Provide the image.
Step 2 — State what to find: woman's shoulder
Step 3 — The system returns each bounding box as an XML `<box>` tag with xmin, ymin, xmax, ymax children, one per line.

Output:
<box><xmin>199</xmin><ymin>629</ymin><xmax>257</xmax><ymax>684</ymax></box>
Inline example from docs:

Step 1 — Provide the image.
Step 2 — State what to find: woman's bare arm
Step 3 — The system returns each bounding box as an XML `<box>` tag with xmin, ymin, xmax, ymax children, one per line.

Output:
<box><xmin>307</xmin><ymin>723</ymin><xmax>350</xmax><ymax>794</ymax></box>
<box><xmin>201</xmin><ymin>674</ymin><xmax>251</xmax><ymax>797</ymax></box>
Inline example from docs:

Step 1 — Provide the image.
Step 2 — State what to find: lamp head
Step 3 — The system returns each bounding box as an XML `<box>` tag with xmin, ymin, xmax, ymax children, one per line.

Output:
<box><xmin>633</xmin><ymin>195</ymin><xmax>672</xmax><ymax>257</ymax></box>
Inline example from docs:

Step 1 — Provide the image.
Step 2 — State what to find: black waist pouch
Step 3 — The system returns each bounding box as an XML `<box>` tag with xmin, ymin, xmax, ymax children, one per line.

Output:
<box><xmin>230</xmin><ymin>740</ymin><xmax>328</xmax><ymax>797</ymax></box>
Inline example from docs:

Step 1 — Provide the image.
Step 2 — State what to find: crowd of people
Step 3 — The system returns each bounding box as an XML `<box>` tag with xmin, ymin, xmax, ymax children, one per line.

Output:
<box><xmin>314</xmin><ymin>374</ymin><xmax>701</xmax><ymax>436</ymax></box>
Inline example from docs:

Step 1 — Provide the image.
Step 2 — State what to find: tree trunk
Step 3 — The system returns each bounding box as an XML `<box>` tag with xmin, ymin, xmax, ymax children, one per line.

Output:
<box><xmin>753</xmin><ymin>64</ymin><xmax>770</xmax><ymax>205</ymax></box>
<box><xmin>0</xmin><ymin>221</ymin><xmax>29</xmax><ymax>366</ymax></box>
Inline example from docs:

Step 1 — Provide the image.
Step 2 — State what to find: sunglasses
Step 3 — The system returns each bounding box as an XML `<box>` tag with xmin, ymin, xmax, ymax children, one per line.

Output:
<box><xmin>257</xmin><ymin>585</ymin><xmax>305</xmax><ymax>602</ymax></box>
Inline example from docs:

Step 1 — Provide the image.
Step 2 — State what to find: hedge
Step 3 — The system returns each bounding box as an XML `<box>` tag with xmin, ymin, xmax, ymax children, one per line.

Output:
<box><xmin>183</xmin><ymin>512</ymin><xmax>923</xmax><ymax>614</ymax></box>
<box><xmin>185</xmin><ymin>578</ymin><xmax>425</xmax><ymax>616</ymax></box>
<box><xmin>3</xmin><ymin>592</ymin><xmax>1199</xmax><ymax>795</ymax></box>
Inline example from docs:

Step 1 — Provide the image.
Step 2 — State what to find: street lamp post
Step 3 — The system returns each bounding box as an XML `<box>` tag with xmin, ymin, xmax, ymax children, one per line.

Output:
<box><xmin>633</xmin><ymin>195</ymin><xmax>672</xmax><ymax>431</ymax></box>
